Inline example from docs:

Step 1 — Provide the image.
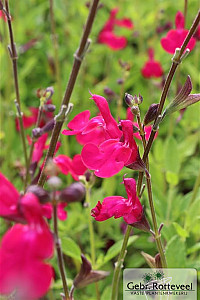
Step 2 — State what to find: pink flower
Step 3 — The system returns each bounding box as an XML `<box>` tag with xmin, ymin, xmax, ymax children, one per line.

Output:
<box><xmin>62</xmin><ymin>94</ymin><xmax>122</xmax><ymax>145</ymax></box>
<box><xmin>54</xmin><ymin>154</ymin><xmax>87</xmax><ymax>180</ymax></box>
<box><xmin>42</xmin><ymin>202</ymin><xmax>68</xmax><ymax>221</ymax></box>
<box><xmin>0</xmin><ymin>172</ymin><xmax>24</xmax><ymax>222</ymax></box>
<box><xmin>98</xmin><ymin>8</ymin><xmax>133</xmax><ymax>50</ymax></box>
<box><xmin>0</xmin><ymin>10</ymin><xmax>7</xmax><ymax>22</ymax></box>
<box><xmin>27</xmin><ymin>133</ymin><xmax>49</xmax><ymax>163</ymax></box>
<box><xmin>91</xmin><ymin>177</ymin><xmax>143</xmax><ymax>224</ymax></box>
<box><xmin>141</xmin><ymin>48</ymin><xmax>163</xmax><ymax>78</ymax></box>
<box><xmin>161</xmin><ymin>11</ymin><xmax>196</xmax><ymax>54</ymax></box>
<box><xmin>62</xmin><ymin>110</ymin><xmax>107</xmax><ymax>146</ymax></box>
<box><xmin>126</xmin><ymin>108</ymin><xmax>158</xmax><ymax>141</ymax></box>
<box><xmin>0</xmin><ymin>193</ymin><xmax>54</xmax><ymax>300</ymax></box>
<box><xmin>81</xmin><ymin>119</ymin><xmax>137</xmax><ymax>178</ymax></box>
<box><xmin>16</xmin><ymin>102</ymin><xmax>54</xmax><ymax>131</ymax></box>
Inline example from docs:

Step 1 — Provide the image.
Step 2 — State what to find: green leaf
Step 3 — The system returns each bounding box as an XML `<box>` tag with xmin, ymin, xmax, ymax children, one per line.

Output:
<box><xmin>97</xmin><ymin>235</ymin><xmax>138</xmax><ymax>268</ymax></box>
<box><xmin>172</xmin><ymin>222</ymin><xmax>189</xmax><ymax>240</ymax></box>
<box><xmin>187</xmin><ymin>243</ymin><xmax>200</xmax><ymax>255</ymax></box>
<box><xmin>164</xmin><ymin>136</ymin><xmax>181</xmax><ymax>173</ymax></box>
<box><xmin>61</xmin><ymin>237</ymin><xmax>81</xmax><ymax>262</ymax></box>
<box><xmin>166</xmin><ymin>171</ymin><xmax>179</xmax><ymax>186</ymax></box>
<box><xmin>165</xmin><ymin>235</ymin><xmax>186</xmax><ymax>267</ymax></box>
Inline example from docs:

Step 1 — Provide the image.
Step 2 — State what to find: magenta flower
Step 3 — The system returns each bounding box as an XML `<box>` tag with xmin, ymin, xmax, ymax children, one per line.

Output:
<box><xmin>161</xmin><ymin>11</ymin><xmax>196</xmax><ymax>54</ymax></box>
<box><xmin>98</xmin><ymin>8</ymin><xmax>133</xmax><ymax>50</ymax></box>
<box><xmin>141</xmin><ymin>48</ymin><xmax>163</xmax><ymax>78</ymax></box>
<box><xmin>0</xmin><ymin>192</ymin><xmax>54</xmax><ymax>300</ymax></box>
<box><xmin>54</xmin><ymin>154</ymin><xmax>87</xmax><ymax>180</ymax></box>
<box><xmin>0</xmin><ymin>172</ymin><xmax>24</xmax><ymax>222</ymax></box>
<box><xmin>62</xmin><ymin>110</ymin><xmax>107</xmax><ymax>146</ymax></box>
<box><xmin>16</xmin><ymin>101</ymin><xmax>54</xmax><ymax>132</ymax></box>
<box><xmin>91</xmin><ymin>177</ymin><xmax>143</xmax><ymax>224</ymax></box>
<box><xmin>81</xmin><ymin>119</ymin><xmax>137</xmax><ymax>178</ymax></box>
<box><xmin>42</xmin><ymin>202</ymin><xmax>68</xmax><ymax>221</ymax></box>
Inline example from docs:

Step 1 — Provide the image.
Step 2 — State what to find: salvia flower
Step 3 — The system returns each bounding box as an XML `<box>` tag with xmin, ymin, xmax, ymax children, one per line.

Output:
<box><xmin>141</xmin><ymin>48</ymin><xmax>163</xmax><ymax>78</ymax></box>
<box><xmin>54</xmin><ymin>154</ymin><xmax>87</xmax><ymax>180</ymax></box>
<box><xmin>0</xmin><ymin>177</ymin><xmax>54</xmax><ymax>299</ymax></box>
<box><xmin>81</xmin><ymin>119</ymin><xmax>137</xmax><ymax>177</ymax></box>
<box><xmin>98</xmin><ymin>8</ymin><xmax>133</xmax><ymax>50</ymax></box>
<box><xmin>162</xmin><ymin>75</ymin><xmax>200</xmax><ymax>119</ymax></box>
<box><xmin>161</xmin><ymin>11</ymin><xmax>196</xmax><ymax>54</ymax></box>
<box><xmin>91</xmin><ymin>177</ymin><xmax>148</xmax><ymax>227</ymax></box>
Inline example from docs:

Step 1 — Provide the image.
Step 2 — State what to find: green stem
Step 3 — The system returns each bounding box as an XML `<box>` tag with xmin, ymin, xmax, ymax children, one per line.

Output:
<box><xmin>85</xmin><ymin>183</ymin><xmax>100</xmax><ymax>300</ymax></box>
<box><xmin>111</xmin><ymin>225</ymin><xmax>132</xmax><ymax>300</ymax></box>
<box><xmin>189</xmin><ymin>168</ymin><xmax>200</xmax><ymax>205</ymax></box>
<box><xmin>53</xmin><ymin>199</ymin><xmax>70</xmax><ymax>300</ymax></box>
<box><xmin>146</xmin><ymin>176</ymin><xmax>167</xmax><ymax>268</ymax></box>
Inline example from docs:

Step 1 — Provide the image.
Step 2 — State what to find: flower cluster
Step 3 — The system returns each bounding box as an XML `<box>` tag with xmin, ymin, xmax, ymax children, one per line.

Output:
<box><xmin>98</xmin><ymin>8</ymin><xmax>133</xmax><ymax>50</ymax></box>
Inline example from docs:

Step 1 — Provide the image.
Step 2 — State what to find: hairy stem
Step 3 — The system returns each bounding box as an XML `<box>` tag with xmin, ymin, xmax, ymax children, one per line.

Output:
<box><xmin>38</xmin><ymin>0</ymin><xmax>100</xmax><ymax>187</ymax></box>
<box><xmin>5</xmin><ymin>0</ymin><xmax>28</xmax><ymax>170</ymax></box>
<box><xmin>53</xmin><ymin>199</ymin><xmax>70</xmax><ymax>300</ymax></box>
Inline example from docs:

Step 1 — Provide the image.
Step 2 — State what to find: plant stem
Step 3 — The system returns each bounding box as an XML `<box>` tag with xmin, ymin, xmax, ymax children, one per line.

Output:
<box><xmin>189</xmin><ymin>168</ymin><xmax>200</xmax><ymax>205</ymax></box>
<box><xmin>24</xmin><ymin>105</ymin><xmax>44</xmax><ymax>189</ymax></box>
<box><xmin>184</xmin><ymin>0</ymin><xmax>188</xmax><ymax>21</ymax></box>
<box><xmin>49</xmin><ymin>0</ymin><xmax>62</xmax><ymax>103</ymax></box>
<box><xmin>85</xmin><ymin>183</ymin><xmax>100</xmax><ymax>300</ymax></box>
<box><xmin>5</xmin><ymin>0</ymin><xmax>28</xmax><ymax>170</ymax></box>
<box><xmin>53</xmin><ymin>199</ymin><xmax>70</xmax><ymax>300</ymax></box>
<box><xmin>146</xmin><ymin>176</ymin><xmax>167</xmax><ymax>268</ymax></box>
<box><xmin>37</xmin><ymin>0</ymin><xmax>100</xmax><ymax>187</ymax></box>
<box><xmin>111</xmin><ymin>225</ymin><xmax>132</xmax><ymax>300</ymax></box>
<box><xmin>137</xmin><ymin>10</ymin><xmax>200</xmax><ymax>195</ymax></box>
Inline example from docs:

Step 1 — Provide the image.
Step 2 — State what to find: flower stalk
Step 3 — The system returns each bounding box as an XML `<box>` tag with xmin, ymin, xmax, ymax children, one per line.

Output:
<box><xmin>52</xmin><ymin>195</ymin><xmax>70</xmax><ymax>300</ymax></box>
<box><xmin>5</xmin><ymin>0</ymin><xmax>28</xmax><ymax>170</ymax></box>
<box><xmin>37</xmin><ymin>0</ymin><xmax>100</xmax><ymax>187</ymax></box>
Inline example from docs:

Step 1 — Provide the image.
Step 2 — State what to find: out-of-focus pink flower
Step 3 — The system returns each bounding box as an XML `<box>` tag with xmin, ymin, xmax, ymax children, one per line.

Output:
<box><xmin>0</xmin><ymin>193</ymin><xmax>54</xmax><ymax>300</ymax></box>
<box><xmin>16</xmin><ymin>102</ymin><xmax>54</xmax><ymax>131</ymax></box>
<box><xmin>141</xmin><ymin>48</ymin><xmax>163</xmax><ymax>78</ymax></box>
<box><xmin>161</xmin><ymin>11</ymin><xmax>196</xmax><ymax>54</ymax></box>
<box><xmin>81</xmin><ymin>120</ymin><xmax>137</xmax><ymax>178</ymax></box>
<box><xmin>91</xmin><ymin>177</ymin><xmax>143</xmax><ymax>224</ymax></box>
<box><xmin>126</xmin><ymin>108</ymin><xmax>158</xmax><ymax>141</ymax></box>
<box><xmin>98</xmin><ymin>8</ymin><xmax>133</xmax><ymax>50</ymax></box>
<box><xmin>194</xmin><ymin>25</ymin><xmax>200</xmax><ymax>41</ymax></box>
<box><xmin>0</xmin><ymin>10</ymin><xmax>7</xmax><ymax>22</ymax></box>
<box><xmin>54</xmin><ymin>154</ymin><xmax>87</xmax><ymax>180</ymax></box>
<box><xmin>27</xmin><ymin>133</ymin><xmax>48</xmax><ymax>163</ymax></box>
<box><xmin>42</xmin><ymin>202</ymin><xmax>68</xmax><ymax>221</ymax></box>
<box><xmin>0</xmin><ymin>173</ymin><xmax>24</xmax><ymax>222</ymax></box>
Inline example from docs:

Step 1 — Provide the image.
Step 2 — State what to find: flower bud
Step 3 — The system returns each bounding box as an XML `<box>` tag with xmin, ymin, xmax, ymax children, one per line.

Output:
<box><xmin>141</xmin><ymin>252</ymin><xmax>156</xmax><ymax>268</ymax></box>
<box><xmin>103</xmin><ymin>87</ymin><xmax>115</xmax><ymax>97</ymax></box>
<box><xmin>131</xmin><ymin>105</ymin><xmax>139</xmax><ymax>115</ymax></box>
<box><xmin>117</xmin><ymin>78</ymin><xmax>124</xmax><ymax>85</ymax></box>
<box><xmin>45</xmin><ymin>86</ymin><xmax>54</xmax><ymax>100</ymax></box>
<box><xmin>26</xmin><ymin>185</ymin><xmax>50</xmax><ymax>203</ymax></box>
<box><xmin>32</xmin><ymin>127</ymin><xmax>42</xmax><ymax>138</ymax></box>
<box><xmin>44</xmin><ymin>104</ymin><xmax>56</xmax><ymax>112</ymax></box>
<box><xmin>59</xmin><ymin>182</ymin><xmax>85</xmax><ymax>203</ymax></box>
<box><xmin>47</xmin><ymin>176</ymin><xmax>62</xmax><ymax>190</ymax></box>
<box><xmin>143</xmin><ymin>103</ymin><xmax>159</xmax><ymax>125</ymax></box>
<box><xmin>45</xmin><ymin>159</ymin><xmax>60</xmax><ymax>176</ymax></box>
<box><xmin>124</xmin><ymin>93</ymin><xmax>134</xmax><ymax>107</ymax></box>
